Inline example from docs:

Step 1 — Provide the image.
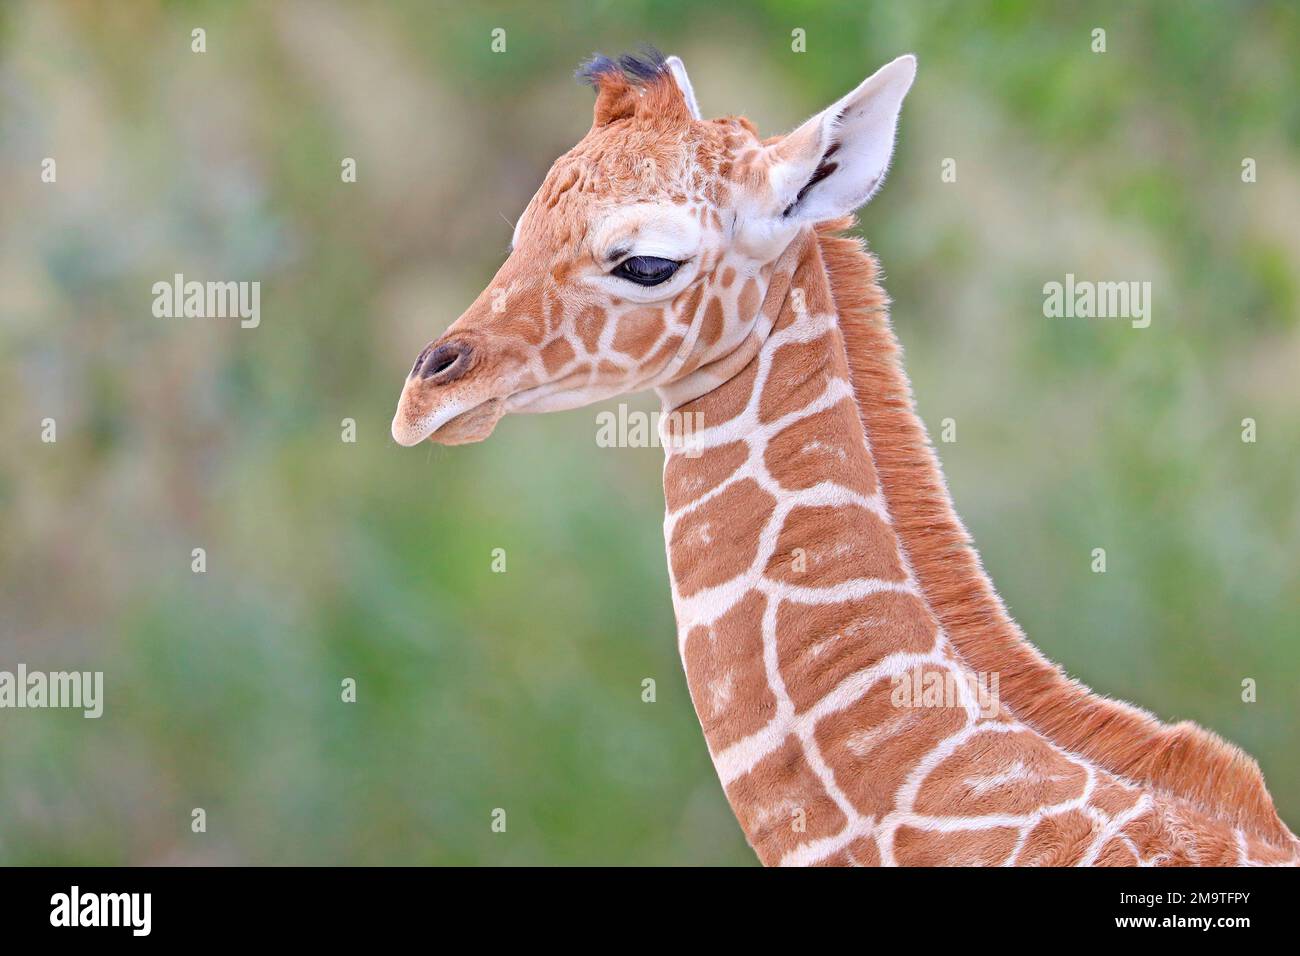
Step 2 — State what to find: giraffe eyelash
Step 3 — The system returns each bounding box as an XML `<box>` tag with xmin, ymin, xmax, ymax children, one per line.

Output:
<box><xmin>611</xmin><ymin>255</ymin><xmax>683</xmax><ymax>287</ymax></box>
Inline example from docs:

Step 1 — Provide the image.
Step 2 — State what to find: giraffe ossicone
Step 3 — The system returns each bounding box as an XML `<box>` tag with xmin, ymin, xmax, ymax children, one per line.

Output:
<box><xmin>391</xmin><ymin>49</ymin><xmax>1298</xmax><ymax>867</ymax></box>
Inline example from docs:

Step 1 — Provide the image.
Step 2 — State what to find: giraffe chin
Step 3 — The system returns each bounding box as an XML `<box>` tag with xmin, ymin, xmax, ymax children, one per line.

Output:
<box><xmin>420</xmin><ymin>397</ymin><xmax>507</xmax><ymax>446</ymax></box>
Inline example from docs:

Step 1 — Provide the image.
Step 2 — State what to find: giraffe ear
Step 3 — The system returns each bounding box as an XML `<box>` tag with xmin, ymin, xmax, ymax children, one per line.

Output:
<box><xmin>767</xmin><ymin>54</ymin><xmax>916</xmax><ymax>223</ymax></box>
<box><xmin>665</xmin><ymin>55</ymin><xmax>701</xmax><ymax>120</ymax></box>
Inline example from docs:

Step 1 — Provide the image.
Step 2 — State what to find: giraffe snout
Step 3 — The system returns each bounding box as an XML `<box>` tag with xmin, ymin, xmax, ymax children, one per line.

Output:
<box><xmin>411</xmin><ymin>340</ymin><xmax>474</xmax><ymax>385</ymax></box>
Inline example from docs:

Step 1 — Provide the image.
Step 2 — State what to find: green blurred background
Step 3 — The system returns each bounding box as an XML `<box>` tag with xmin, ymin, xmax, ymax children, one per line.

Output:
<box><xmin>1</xmin><ymin>0</ymin><xmax>1297</xmax><ymax>865</ymax></box>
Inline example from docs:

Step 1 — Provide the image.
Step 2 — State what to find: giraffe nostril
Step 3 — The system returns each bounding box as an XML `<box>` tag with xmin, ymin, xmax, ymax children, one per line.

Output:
<box><xmin>416</xmin><ymin>341</ymin><xmax>472</xmax><ymax>383</ymax></box>
<box><xmin>410</xmin><ymin>344</ymin><xmax>434</xmax><ymax>378</ymax></box>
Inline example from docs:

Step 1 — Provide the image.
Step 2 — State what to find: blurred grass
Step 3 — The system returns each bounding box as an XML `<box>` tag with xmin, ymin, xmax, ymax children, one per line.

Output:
<box><xmin>0</xmin><ymin>0</ymin><xmax>1297</xmax><ymax>864</ymax></box>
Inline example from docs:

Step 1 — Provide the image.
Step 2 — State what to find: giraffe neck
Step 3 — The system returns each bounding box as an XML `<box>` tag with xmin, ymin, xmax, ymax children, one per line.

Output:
<box><xmin>656</xmin><ymin>224</ymin><xmax>1297</xmax><ymax>866</ymax></box>
<box><xmin>659</xmin><ymin>227</ymin><xmax>958</xmax><ymax>864</ymax></box>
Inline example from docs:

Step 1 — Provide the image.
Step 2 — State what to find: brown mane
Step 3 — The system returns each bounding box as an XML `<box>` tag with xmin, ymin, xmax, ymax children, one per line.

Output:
<box><xmin>818</xmin><ymin>217</ymin><xmax>1294</xmax><ymax>845</ymax></box>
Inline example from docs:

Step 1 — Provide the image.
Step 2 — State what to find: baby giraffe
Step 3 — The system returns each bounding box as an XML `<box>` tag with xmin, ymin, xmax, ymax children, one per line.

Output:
<box><xmin>391</xmin><ymin>50</ymin><xmax>1298</xmax><ymax>866</ymax></box>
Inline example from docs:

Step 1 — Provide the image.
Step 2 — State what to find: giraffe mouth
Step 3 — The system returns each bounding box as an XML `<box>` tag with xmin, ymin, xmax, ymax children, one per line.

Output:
<box><xmin>431</xmin><ymin>397</ymin><xmax>507</xmax><ymax>445</ymax></box>
<box><xmin>392</xmin><ymin>396</ymin><xmax>507</xmax><ymax>446</ymax></box>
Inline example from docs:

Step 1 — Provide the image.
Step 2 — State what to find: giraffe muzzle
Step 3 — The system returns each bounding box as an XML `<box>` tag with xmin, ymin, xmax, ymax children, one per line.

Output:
<box><xmin>393</xmin><ymin>336</ymin><xmax>513</xmax><ymax>446</ymax></box>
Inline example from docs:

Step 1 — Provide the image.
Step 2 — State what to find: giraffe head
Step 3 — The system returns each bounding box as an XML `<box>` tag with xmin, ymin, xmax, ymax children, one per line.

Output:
<box><xmin>391</xmin><ymin>49</ymin><xmax>915</xmax><ymax>446</ymax></box>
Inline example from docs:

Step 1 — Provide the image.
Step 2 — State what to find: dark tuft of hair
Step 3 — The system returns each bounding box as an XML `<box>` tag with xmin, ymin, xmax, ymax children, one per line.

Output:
<box><xmin>619</xmin><ymin>46</ymin><xmax>667</xmax><ymax>81</ymax></box>
<box><xmin>575</xmin><ymin>45</ymin><xmax>667</xmax><ymax>87</ymax></box>
<box><xmin>575</xmin><ymin>53</ymin><xmax>618</xmax><ymax>87</ymax></box>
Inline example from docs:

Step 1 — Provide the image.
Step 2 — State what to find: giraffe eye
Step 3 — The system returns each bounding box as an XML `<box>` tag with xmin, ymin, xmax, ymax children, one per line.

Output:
<box><xmin>613</xmin><ymin>255</ymin><xmax>680</xmax><ymax>286</ymax></box>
